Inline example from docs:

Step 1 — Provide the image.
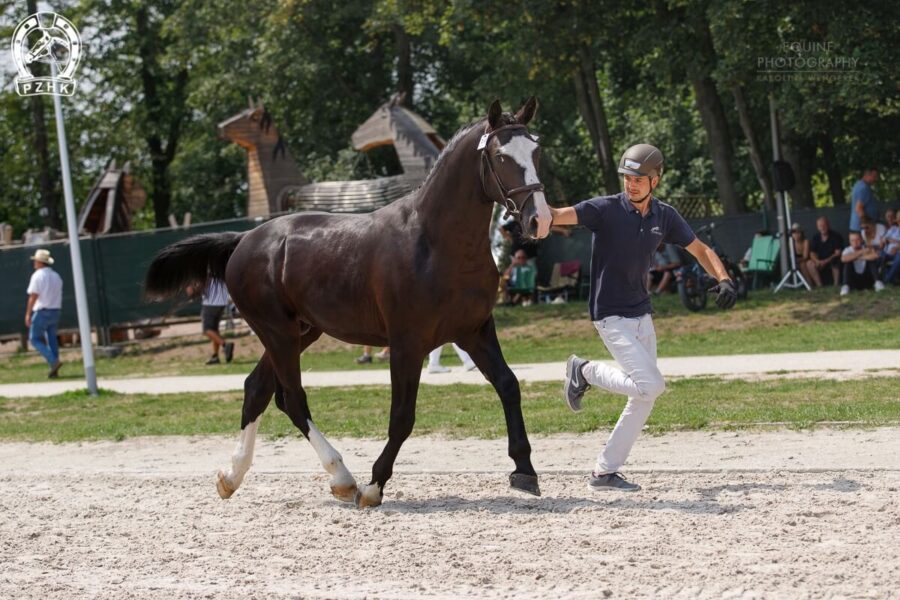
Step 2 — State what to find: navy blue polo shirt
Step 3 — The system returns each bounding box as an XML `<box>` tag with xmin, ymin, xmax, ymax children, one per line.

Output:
<box><xmin>574</xmin><ymin>193</ymin><xmax>696</xmax><ymax>320</ymax></box>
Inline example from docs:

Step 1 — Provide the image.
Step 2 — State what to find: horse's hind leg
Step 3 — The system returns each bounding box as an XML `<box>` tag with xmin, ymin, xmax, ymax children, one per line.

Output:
<box><xmin>261</xmin><ymin>325</ymin><xmax>359</xmax><ymax>503</ymax></box>
<box><xmin>217</xmin><ymin>352</ymin><xmax>276</xmax><ymax>499</ymax></box>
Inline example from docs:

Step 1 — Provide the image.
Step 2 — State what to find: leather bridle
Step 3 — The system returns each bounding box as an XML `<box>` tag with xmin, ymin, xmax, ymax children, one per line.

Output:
<box><xmin>479</xmin><ymin>124</ymin><xmax>545</xmax><ymax>219</ymax></box>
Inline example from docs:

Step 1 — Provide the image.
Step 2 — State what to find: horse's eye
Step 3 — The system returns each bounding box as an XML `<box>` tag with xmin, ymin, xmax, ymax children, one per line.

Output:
<box><xmin>496</xmin><ymin>155</ymin><xmax>505</xmax><ymax>163</ymax></box>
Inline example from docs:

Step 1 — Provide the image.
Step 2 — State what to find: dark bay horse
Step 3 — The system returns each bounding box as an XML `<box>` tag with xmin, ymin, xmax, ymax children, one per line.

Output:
<box><xmin>145</xmin><ymin>98</ymin><xmax>552</xmax><ymax>507</ymax></box>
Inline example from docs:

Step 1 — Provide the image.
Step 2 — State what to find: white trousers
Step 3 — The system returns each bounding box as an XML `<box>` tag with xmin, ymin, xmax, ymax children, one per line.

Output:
<box><xmin>428</xmin><ymin>343</ymin><xmax>473</xmax><ymax>367</ymax></box>
<box><xmin>581</xmin><ymin>314</ymin><xmax>665</xmax><ymax>475</ymax></box>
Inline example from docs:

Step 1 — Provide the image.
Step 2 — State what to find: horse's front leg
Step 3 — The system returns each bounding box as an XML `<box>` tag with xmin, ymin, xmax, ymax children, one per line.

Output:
<box><xmin>358</xmin><ymin>345</ymin><xmax>424</xmax><ymax>508</ymax></box>
<box><xmin>458</xmin><ymin>316</ymin><xmax>540</xmax><ymax>496</ymax></box>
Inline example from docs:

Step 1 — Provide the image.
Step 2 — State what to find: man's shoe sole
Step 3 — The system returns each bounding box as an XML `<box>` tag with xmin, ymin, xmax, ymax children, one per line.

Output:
<box><xmin>587</xmin><ymin>481</ymin><xmax>641</xmax><ymax>492</ymax></box>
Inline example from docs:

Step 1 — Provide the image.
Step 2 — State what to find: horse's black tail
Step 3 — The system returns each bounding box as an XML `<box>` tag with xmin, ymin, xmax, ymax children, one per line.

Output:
<box><xmin>144</xmin><ymin>231</ymin><xmax>246</xmax><ymax>301</ymax></box>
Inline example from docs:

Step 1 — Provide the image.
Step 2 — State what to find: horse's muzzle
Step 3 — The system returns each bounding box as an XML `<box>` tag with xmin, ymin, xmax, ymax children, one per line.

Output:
<box><xmin>521</xmin><ymin>192</ymin><xmax>552</xmax><ymax>240</ymax></box>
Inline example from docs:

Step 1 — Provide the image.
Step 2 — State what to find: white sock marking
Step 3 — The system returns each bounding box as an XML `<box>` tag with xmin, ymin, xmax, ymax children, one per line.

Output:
<box><xmin>226</xmin><ymin>417</ymin><xmax>259</xmax><ymax>489</ymax></box>
<box><xmin>307</xmin><ymin>420</ymin><xmax>356</xmax><ymax>489</ymax></box>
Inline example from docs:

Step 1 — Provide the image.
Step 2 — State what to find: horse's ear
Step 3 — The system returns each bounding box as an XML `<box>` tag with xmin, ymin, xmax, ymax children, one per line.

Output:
<box><xmin>487</xmin><ymin>100</ymin><xmax>502</xmax><ymax>130</ymax></box>
<box><xmin>515</xmin><ymin>96</ymin><xmax>538</xmax><ymax>125</ymax></box>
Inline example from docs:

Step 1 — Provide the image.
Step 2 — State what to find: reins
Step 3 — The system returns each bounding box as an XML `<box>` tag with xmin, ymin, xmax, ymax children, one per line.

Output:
<box><xmin>478</xmin><ymin>124</ymin><xmax>545</xmax><ymax>219</ymax></box>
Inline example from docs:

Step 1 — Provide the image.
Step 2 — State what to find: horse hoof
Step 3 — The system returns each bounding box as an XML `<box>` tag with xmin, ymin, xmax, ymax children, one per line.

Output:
<box><xmin>330</xmin><ymin>482</ymin><xmax>359</xmax><ymax>503</ymax></box>
<box><xmin>355</xmin><ymin>484</ymin><xmax>383</xmax><ymax>509</ymax></box>
<box><xmin>216</xmin><ymin>471</ymin><xmax>236</xmax><ymax>499</ymax></box>
<box><xmin>509</xmin><ymin>473</ymin><xmax>541</xmax><ymax>497</ymax></box>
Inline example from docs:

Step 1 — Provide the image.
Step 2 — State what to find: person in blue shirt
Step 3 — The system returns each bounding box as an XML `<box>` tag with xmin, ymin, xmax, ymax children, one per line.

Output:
<box><xmin>849</xmin><ymin>168</ymin><xmax>879</xmax><ymax>232</ymax></box>
<box><xmin>550</xmin><ymin>144</ymin><xmax>737</xmax><ymax>492</ymax></box>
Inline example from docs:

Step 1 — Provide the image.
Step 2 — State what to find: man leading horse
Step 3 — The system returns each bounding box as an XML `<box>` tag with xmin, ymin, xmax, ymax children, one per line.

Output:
<box><xmin>553</xmin><ymin>144</ymin><xmax>737</xmax><ymax>492</ymax></box>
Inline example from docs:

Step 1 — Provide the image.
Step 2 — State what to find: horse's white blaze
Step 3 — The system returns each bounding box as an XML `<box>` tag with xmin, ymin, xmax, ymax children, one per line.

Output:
<box><xmin>501</xmin><ymin>136</ymin><xmax>552</xmax><ymax>239</ymax></box>
<box><xmin>307</xmin><ymin>420</ymin><xmax>355</xmax><ymax>488</ymax></box>
<box><xmin>225</xmin><ymin>417</ymin><xmax>259</xmax><ymax>489</ymax></box>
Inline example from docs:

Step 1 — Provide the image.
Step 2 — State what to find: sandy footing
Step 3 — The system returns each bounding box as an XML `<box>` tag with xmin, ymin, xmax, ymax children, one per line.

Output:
<box><xmin>1</xmin><ymin>429</ymin><xmax>899</xmax><ymax>598</ymax></box>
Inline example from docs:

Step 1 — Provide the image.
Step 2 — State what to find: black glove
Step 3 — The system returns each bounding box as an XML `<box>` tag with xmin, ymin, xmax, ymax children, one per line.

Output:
<box><xmin>710</xmin><ymin>279</ymin><xmax>737</xmax><ymax>309</ymax></box>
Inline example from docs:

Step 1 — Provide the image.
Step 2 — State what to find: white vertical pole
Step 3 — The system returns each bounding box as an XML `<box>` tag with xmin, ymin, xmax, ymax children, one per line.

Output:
<box><xmin>51</xmin><ymin>61</ymin><xmax>97</xmax><ymax>395</ymax></box>
<box><xmin>768</xmin><ymin>93</ymin><xmax>789</xmax><ymax>277</ymax></box>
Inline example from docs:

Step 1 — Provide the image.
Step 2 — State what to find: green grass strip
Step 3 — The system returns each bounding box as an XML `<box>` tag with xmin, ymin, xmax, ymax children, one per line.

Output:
<box><xmin>1</xmin><ymin>377</ymin><xmax>897</xmax><ymax>443</ymax></box>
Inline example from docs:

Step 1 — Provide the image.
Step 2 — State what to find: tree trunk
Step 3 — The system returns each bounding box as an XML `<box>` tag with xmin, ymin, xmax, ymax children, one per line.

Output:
<box><xmin>136</xmin><ymin>7</ymin><xmax>189</xmax><ymax>228</ymax></box>
<box><xmin>781</xmin><ymin>134</ymin><xmax>816</xmax><ymax>209</ymax></box>
<box><xmin>27</xmin><ymin>0</ymin><xmax>61</xmax><ymax>230</ymax></box>
<box><xmin>394</xmin><ymin>25</ymin><xmax>413</xmax><ymax>108</ymax></box>
<box><xmin>580</xmin><ymin>47</ymin><xmax>619</xmax><ymax>194</ymax></box>
<box><xmin>731</xmin><ymin>85</ymin><xmax>774</xmax><ymax>211</ymax></box>
<box><xmin>691</xmin><ymin>75</ymin><xmax>744</xmax><ymax>214</ymax></box>
<box><xmin>819</xmin><ymin>130</ymin><xmax>845</xmax><ymax>205</ymax></box>
<box><xmin>572</xmin><ymin>50</ymin><xmax>619</xmax><ymax>195</ymax></box>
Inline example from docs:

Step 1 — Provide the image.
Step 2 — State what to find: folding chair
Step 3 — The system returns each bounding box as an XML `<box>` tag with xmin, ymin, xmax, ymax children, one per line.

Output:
<box><xmin>745</xmin><ymin>235</ymin><xmax>780</xmax><ymax>290</ymax></box>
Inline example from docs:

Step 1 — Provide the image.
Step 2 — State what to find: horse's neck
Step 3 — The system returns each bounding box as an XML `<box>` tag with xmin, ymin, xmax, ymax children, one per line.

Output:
<box><xmin>414</xmin><ymin>138</ymin><xmax>494</xmax><ymax>259</ymax></box>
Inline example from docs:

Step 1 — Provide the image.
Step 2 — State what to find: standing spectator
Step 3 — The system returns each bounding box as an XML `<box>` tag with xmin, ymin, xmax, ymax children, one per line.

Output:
<box><xmin>808</xmin><ymin>217</ymin><xmax>844</xmax><ymax>287</ymax></box>
<box><xmin>790</xmin><ymin>223</ymin><xmax>819</xmax><ymax>287</ymax></box>
<box><xmin>356</xmin><ymin>346</ymin><xmax>389</xmax><ymax>364</ymax></box>
<box><xmin>25</xmin><ymin>248</ymin><xmax>63</xmax><ymax>378</ymax></box>
<box><xmin>840</xmin><ymin>232</ymin><xmax>883</xmax><ymax>295</ymax></box>
<box><xmin>849</xmin><ymin>168</ymin><xmax>879</xmax><ymax>232</ymax></box>
<box><xmin>426</xmin><ymin>344</ymin><xmax>477</xmax><ymax>374</ymax></box>
<box><xmin>201</xmin><ymin>279</ymin><xmax>234</xmax><ymax>365</ymax></box>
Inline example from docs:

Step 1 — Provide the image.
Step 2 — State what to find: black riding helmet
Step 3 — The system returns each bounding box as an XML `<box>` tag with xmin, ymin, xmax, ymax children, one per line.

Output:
<box><xmin>617</xmin><ymin>144</ymin><xmax>664</xmax><ymax>179</ymax></box>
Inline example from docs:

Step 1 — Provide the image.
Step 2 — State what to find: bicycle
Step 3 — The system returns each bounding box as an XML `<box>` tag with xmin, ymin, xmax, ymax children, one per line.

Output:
<box><xmin>675</xmin><ymin>222</ymin><xmax>748</xmax><ymax>312</ymax></box>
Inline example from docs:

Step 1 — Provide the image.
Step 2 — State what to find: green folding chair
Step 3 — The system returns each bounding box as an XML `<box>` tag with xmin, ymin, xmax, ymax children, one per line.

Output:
<box><xmin>745</xmin><ymin>235</ymin><xmax>780</xmax><ymax>290</ymax></box>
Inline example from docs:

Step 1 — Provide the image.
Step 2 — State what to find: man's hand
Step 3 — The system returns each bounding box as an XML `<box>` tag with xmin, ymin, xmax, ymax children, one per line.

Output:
<box><xmin>711</xmin><ymin>279</ymin><xmax>737</xmax><ymax>309</ymax></box>
<box><xmin>25</xmin><ymin>313</ymin><xmax>31</xmax><ymax>328</ymax></box>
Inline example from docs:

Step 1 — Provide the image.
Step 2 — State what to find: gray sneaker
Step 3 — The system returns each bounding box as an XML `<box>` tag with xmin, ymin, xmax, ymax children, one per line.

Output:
<box><xmin>564</xmin><ymin>354</ymin><xmax>590</xmax><ymax>411</ymax></box>
<box><xmin>588</xmin><ymin>472</ymin><xmax>641</xmax><ymax>492</ymax></box>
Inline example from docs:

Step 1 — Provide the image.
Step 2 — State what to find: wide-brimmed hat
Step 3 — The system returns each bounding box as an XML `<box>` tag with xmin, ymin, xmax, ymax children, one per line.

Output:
<box><xmin>30</xmin><ymin>248</ymin><xmax>54</xmax><ymax>265</ymax></box>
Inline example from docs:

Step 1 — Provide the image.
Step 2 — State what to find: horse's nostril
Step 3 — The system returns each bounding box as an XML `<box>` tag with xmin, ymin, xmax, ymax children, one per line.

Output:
<box><xmin>529</xmin><ymin>216</ymin><xmax>539</xmax><ymax>231</ymax></box>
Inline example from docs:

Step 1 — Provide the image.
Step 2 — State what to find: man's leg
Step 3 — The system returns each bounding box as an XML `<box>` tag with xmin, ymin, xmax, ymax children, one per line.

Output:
<box><xmin>582</xmin><ymin>315</ymin><xmax>664</xmax><ymax>476</ymax></box>
<box><xmin>427</xmin><ymin>346</ymin><xmax>450</xmax><ymax>373</ymax></box>
<box><xmin>883</xmin><ymin>255</ymin><xmax>900</xmax><ymax>284</ymax></box>
<box><xmin>45</xmin><ymin>310</ymin><xmax>61</xmax><ymax>373</ymax></box>
<box><xmin>29</xmin><ymin>310</ymin><xmax>55</xmax><ymax>367</ymax></box>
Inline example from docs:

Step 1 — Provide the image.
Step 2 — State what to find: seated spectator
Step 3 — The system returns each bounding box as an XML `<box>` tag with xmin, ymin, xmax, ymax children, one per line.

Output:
<box><xmin>790</xmin><ymin>223</ymin><xmax>819</xmax><ymax>288</ymax></box>
<box><xmin>647</xmin><ymin>243</ymin><xmax>681</xmax><ymax>295</ymax></box>
<box><xmin>808</xmin><ymin>217</ymin><xmax>843</xmax><ymax>287</ymax></box>
<box><xmin>503</xmin><ymin>250</ymin><xmax>537</xmax><ymax>306</ymax></box>
<box><xmin>880</xmin><ymin>210</ymin><xmax>900</xmax><ymax>285</ymax></box>
<box><xmin>860</xmin><ymin>216</ymin><xmax>886</xmax><ymax>252</ymax></box>
<box><xmin>840</xmin><ymin>232</ymin><xmax>884</xmax><ymax>295</ymax></box>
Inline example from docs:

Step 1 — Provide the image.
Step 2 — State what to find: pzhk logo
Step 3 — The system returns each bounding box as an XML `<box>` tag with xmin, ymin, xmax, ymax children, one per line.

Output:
<box><xmin>11</xmin><ymin>12</ymin><xmax>82</xmax><ymax>97</ymax></box>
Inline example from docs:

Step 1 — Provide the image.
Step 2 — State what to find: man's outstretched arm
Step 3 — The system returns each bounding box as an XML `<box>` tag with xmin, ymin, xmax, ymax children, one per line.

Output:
<box><xmin>549</xmin><ymin>206</ymin><xmax>579</xmax><ymax>226</ymax></box>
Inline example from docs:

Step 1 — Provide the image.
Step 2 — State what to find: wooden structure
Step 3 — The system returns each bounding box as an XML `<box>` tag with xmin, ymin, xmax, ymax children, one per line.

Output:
<box><xmin>77</xmin><ymin>160</ymin><xmax>147</xmax><ymax>235</ymax></box>
<box><xmin>218</xmin><ymin>95</ymin><xmax>445</xmax><ymax>216</ymax></box>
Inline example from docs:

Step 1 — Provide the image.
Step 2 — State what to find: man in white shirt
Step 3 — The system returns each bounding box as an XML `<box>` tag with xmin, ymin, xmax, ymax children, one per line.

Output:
<box><xmin>25</xmin><ymin>248</ymin><xmax>64</xmax><ymax>378</ymax></box>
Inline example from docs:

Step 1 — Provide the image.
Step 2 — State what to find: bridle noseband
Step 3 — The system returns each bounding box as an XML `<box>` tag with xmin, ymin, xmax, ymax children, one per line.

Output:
<box><xmin>479</xmin><ymin>124</ymin><xmax>545</xmax><ymax>219</ymax></box>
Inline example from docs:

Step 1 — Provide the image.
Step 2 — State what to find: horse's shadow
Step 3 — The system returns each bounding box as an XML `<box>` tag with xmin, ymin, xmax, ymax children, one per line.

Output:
<box><xmin>353</xmin><ymin>495</ymin><xmax>749</xmax><ymax>516</ymax></box>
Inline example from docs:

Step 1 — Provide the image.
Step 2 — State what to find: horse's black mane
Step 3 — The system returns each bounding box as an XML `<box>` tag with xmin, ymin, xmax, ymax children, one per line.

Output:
<box><xmin>419</xmin><ymin>112</ymin><xmax>520</xmax><ymax>190</ymax></box>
